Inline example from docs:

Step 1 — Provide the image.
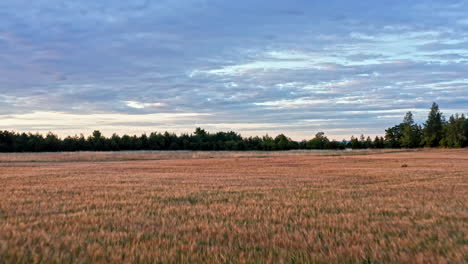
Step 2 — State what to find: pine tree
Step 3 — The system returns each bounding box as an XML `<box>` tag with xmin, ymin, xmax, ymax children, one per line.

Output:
<box><xmin>441</xmin><ymin>114</ymin><xmax>467</xmax><ymax>148</ymax></box>
<box><xmin>422</xmin><ymin>102</ymin><xmax>445</xmax><ymax>147</ymax></box>
<box><xmin>365</xmin><ymin>136</ymin><xmax>373</xmax><ymax>148</ymax></box>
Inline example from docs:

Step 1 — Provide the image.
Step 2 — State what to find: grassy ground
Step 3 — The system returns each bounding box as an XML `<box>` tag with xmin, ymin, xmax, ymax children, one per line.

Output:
<box><xmin>0</xmin><ymin>150</ymin><xmax>466</xmax><ymax>263</ymax></box>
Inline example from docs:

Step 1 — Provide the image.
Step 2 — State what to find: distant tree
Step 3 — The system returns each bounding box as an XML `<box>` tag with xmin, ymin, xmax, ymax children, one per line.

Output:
<box><xmin>130</xmin><ymin>135</ymin><xmax>142</xmax><ymax>150</ymax></box>
<box><xmin>3</xmin><ymin>105</ymin><xmax>468</xmax><ymax>153</ymax></box>
<box><xmin>307</xmin><ymin>132</ymin><xmax>329</xmax><ymax>149</ymax></box>
<box><xmin>261</xmin><ymin>135</ymin><xmax>276</xmax><ymax>150</ymax></box>
<box><xmin>373</xmin><ymin>136</ymin><xmax>385</xmax><ymax>149</ymax></box>
<box><xmin>422</xmin><ymin>102</ymin><xmax>445</xmax><ymax>147</ymax></box>
<box><xmin>0</xmin><ymin>131</ymin><xmax>14</xmax><ymax>152</ymax></box>
<box><xmin>108</xmin><ymin>134</ymin><xmax>120</xmax><ymax>151</ymax></box>
<box><xmin>275</xmin><ymin>134</ymin><xmax>292</xmax><ymax>150</ymax></box>
<box><xmin>359</xmin><ymin>134</ymin><xmax>366</xmax><ymax>143</ymax></box>
<box><xmin>148</xmin><ymin>132</ymin><xmax>162</xmax><ymax>150</ymax></box>
<box><xmin>365</xmin><ymin>136</ymin><xmax>373</xmax><ymax>149</ymax></box>
<box><xmin>140</xmin><ymin>134</ymin><xmax>149</xmax><ymax>149</ymax></box>
<box><xmin>385</xmin><ymin>124</ymin><xmax>403</xmax><ymax>148</ymax></box>
<box><xmin>349</xmin><ymin>135</ymin><xmax>361</xmax><ymax>149</ymax></box>
<box><xmin>400</xmin><ymin>112</ymin><xmax>422</xmax><ymax>148</ymax></box>
<box><xmin>194</xmin><ymin>127</ymin><xmax>207</xmax><ymax>137</ymax></box>
<box><xmin>179</xmin><ymin>133</ymin><xmax>191</xmax><ymax>150</ymax></box>
<box><xmin>440</xmin><ymin>114</ymin><xmax>467</xmax><ymax>148</ymax></box>
<box><xmin>465</xmin><ymin>116</ymin><xmax>468</xmax><ymax>145</ymax></box>
<box><xmin>76</xmin><ymin>134</ymin><xmax>88</xmax><ymax>150</ymax></box>
<box><xmin>341</xmin><ymin>139</ymin><xmax>348</xmax><ymax>148</ymax></box>
<box><xmin>245</xmin><ymin>136</ymin><xmax>263</xmax><ymax>150</ymax></box>
<box><xmin>120</xmin><ymin>135</ymin><xmax>132</xmax><ymax>150</ymax></box>
<box><xmin>44</xmin><ymin>132</ymin><xmax>61</xmax><ymax>152</ymax></box>
<box><xmin>63</xmin><ymin>135</ymin><xmax>81</xmax><ymax>152</ymax></box>
<box><xmin>89</xmin><ymin>130</ymin><xmax>106</xmax><ymax>151</ymax></box>
<box><xmin>326</xmin><ymin>140</ymin><xmax>343</xmax><ymax>150</ymax></box>
<box><xmin>192</xmin><ymin>128</ymin><xmax>208</xmax><ymax>150</ymax></box>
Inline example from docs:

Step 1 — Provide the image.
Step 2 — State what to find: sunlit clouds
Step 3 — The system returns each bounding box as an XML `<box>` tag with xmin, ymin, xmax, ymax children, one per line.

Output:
<box><xmin>0</xmin><ymin>0</ymin><xmax>467</xmax><ymax>139</ymax></box>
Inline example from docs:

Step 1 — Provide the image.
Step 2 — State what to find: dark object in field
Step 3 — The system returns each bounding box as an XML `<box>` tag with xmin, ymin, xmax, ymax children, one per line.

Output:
<box><xmin>401</xmin><ymin>164</ymin><xmax>408</xmax><ymax>168</ymax></box>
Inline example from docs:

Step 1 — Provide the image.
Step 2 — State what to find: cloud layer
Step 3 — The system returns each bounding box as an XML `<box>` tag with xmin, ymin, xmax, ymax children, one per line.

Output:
<box><xmin>1</xmin><ymin>0</ymin><xmax>467</xmax><ymax>139</ymax></box>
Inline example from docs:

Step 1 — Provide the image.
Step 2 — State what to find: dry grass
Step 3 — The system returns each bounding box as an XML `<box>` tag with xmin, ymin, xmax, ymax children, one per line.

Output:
<box><xmin>0</xmin><ymin>149</ymin><xmax>415</xmax><ymax>163</ymax></box>
<box><xmin>0</xmin><ymin>149</ymin><xmax>466</xmax><ymax>263</ymax></box>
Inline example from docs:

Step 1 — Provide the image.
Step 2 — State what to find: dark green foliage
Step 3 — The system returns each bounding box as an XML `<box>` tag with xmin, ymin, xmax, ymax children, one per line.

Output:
<box><xmin>275</xmin><ymin>134</ymin><xmax>297</xmax><ymax>150</ymax></box>
<box><xmin>385</xmin><ymin>124</ymin><xmax>403</xmax><ymax>148</ymax></box>
<box><xmin>400</xmin><ymin>112</ymin><xmax>422</xmax><ymax>148</ymax></box>
<box><xmin>422</xmin><ymin>102</ymin><xmax>445</xmax><ymax>147</ymax></box>
<box><xmin>0</xmin><ymin>129</ymin><xmax>345</xmax><ymax>152</ymax></box>
<box><xmin>44</xmin><ymin>132</ymin><xmax>61</xmax><ymax>152</ymax></box>
<box><xmin>349</xmin><ymin>136</ymin><xmax>362</xmax><ymax>149</ymax></box>
<box><xmin>365</xmin><ymin>136</ymin><xmax>373</xmax><ymax>149</ymax></box>
<box><xmin>384</xmin><ymin>103</ymin><xmax>466</xmax><ymax>148</ymax></box>
<box><xmin>307</xmin><ymin>132</ymin><xmax>329</xmax><ymax>149</ymax></box>
<box><xmin>440</xmin><ymin>114</ymin><xmax>467</xmax><ymax>148</ymax></box>
<box><xmin>1</xmin><ymin>103</ymin><xmax>466</xmax><ymax>152</ymax></box>
<box><xmin>373</xmin><ymin>136</ymin><xmax>385</xmax><ymax>149</ymax></box>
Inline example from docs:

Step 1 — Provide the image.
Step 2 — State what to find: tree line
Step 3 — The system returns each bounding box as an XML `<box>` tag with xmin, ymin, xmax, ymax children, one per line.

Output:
<box><xmin>0</xmin><ymin>102</ymin><xmax>466</xmax><ymax>152</ymax></box>
<box><xmin>385</xmin><ymin>102</ymin><xmax>468</xmax><ymax>148</ymax></box>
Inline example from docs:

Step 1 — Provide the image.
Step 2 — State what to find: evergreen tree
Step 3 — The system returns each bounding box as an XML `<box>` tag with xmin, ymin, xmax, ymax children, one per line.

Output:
<box><xmin>385</xmin><ymin>124</ymin><xmax>402</xmax><ymax>148</ymax></box>
<box><xmin>422</xmin><ymin>102</ymin><xmax>445</xmax><ymax>147</ymax></box>
<box><xmin>350</xmin><ymin>136</ymin><xmax>360</xmax><ymax>149</ymax></box>
<box><xmin>440</xmin><ymin>114</ymin><xmax>467</xmax><ymax>148</ymax></box>
<box><xmin>44</xmin><ymin>132</ymin><xmax>61</xmax><ymax>152</ymax></box>
<box><xmin>90</xmin><ymin>130</ymin><xmax>105</xmax><ymax>150</ymax></box>
<box><xmin>400</xmin><ymin>112</ymin><xmax>421</xmax><ymax>148</ymax></box>
<box><xmin>261</xmin><ymin>135</ymin><xmax>276</xmax><ymax>150</ymax></box>
<box><xmin>373</xmin><ymin>136</ymin><xmax>385</xmax><ymax>149</ymax></box>
<box><xmin>365</xmin><ymin>136</ymin><xmax>373</xmax><ymax>149</ymax></box>
<box><xmin>464</xmin><ymin>116</ymin><xmax>468</xmax><ymax>145</ymax></box>
<box><xmin>2</xmin><ymin>104</ymin><xmax>467</xmax><ymax>153</ymax></box>
<box><xmin>109</xmin><ymin>134</ymin><xmax>121</xmax><ymax>151</ymax></box>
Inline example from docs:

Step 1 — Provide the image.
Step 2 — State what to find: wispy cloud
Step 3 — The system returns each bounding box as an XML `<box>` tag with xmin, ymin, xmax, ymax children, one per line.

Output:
<box><xmin>0</xmin><ymin>0</ymin><xmax>467</xmax><ymax>139</ymax></box>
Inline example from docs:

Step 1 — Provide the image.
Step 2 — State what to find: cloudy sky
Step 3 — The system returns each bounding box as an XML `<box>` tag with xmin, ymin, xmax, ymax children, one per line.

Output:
<box><xmin>1</xmin><ymin>0</ymin><xmax>467</xmax><ymax>139</ymax></box>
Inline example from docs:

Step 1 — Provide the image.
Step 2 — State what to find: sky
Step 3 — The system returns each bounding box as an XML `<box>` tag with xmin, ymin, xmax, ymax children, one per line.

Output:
<box><xmin>1</xmin><ymin>0</ymin><xmax>467</xmax><ymax>140</ymax></box>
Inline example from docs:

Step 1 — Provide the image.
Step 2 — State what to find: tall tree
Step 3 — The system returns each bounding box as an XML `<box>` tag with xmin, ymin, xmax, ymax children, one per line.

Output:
<box><xmin>349</xmin><ymin>135</ymin><xmax>361</xmax><ymax>149</ymax></box>
<box><xmin>89</xmin><ymin>130</ymin><xmax>106</xmax><ymax>151</ymax></box>
<box><xmin>275</xmin><ymin>134</ymin><xmax>293</xmax><ymax>150</ymax></box>
<box><xmin>373</xmin><ymin>136</ymin><xmax>385</xmax><ymax>149</ymax></box>
<box><xmin>44</xmin><ymin>132</ymin><xmax>61</xmax><ymax>152</ymax></box>
<box><xmin>400</xmin><ymin>112</ymin><xmax>421</xmax><ymax>148</ymax></box>
<box><xmin>307</xmin><ymin>132</ymin><xmax>329</xmax><ymax>149</ymax></box>
<box><xmin>385</xmin><ymin>125</ymin><xmax>402</xmax><ymax>148</ymax></box>
<box><xmin>441</xmin><ymin>114</ymin><xmax>467</xmax><ymax>148</ymax></box>
<box><xmin>422</xmin><ymin>102</ymin><xmax>445</xmax><ymax>147</ymax></box>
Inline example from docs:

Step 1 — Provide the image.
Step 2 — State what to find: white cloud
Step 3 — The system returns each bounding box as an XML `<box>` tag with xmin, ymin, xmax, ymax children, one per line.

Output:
<box><xmin>1</xmin><ymin>1</ymin><xmax>467</xmax><ymax>139</ymax></box>
<box><xmin>254</xmin><ymin>98</ymin><xmax>330</xmax><ymax>109</ymax></box>
<box><xmin>125</xmin><ymin>101</ymin><xmax>166</xmax><ymax>109</ymax></box>
<box><xmin>0</xmin><ymin>111</ymin><xmax>211</xmax><ymax>136</ymax></box>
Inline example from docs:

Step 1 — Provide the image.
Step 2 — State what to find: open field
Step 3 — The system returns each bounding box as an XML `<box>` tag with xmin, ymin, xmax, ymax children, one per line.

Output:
<box><xmin>0</xmin><ymin>150</ymin><xmax>467</xmax><ymax>263</ymax></box>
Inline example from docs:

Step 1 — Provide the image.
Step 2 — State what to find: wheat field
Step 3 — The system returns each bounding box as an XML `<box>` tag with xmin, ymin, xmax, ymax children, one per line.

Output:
<box><xmin>0</xmin><ymin>150</ymin><xmax>467</xmax><ymax>263</ymax></box>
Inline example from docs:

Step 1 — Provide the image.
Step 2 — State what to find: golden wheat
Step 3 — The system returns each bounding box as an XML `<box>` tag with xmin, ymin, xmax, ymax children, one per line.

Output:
<box><xmin>0</xmin><ymin>150</ymin><xmax>466</xmax><ymax>263</ymax></box>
